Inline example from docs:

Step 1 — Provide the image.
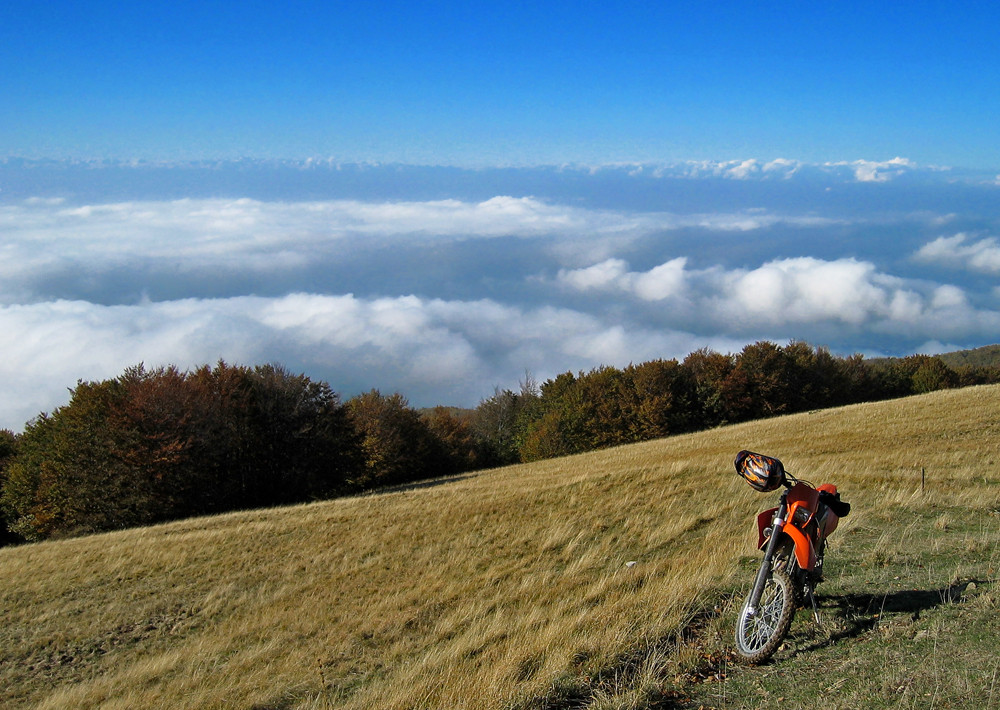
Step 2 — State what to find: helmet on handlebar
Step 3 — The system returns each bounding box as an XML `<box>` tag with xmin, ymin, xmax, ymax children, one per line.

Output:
<box><xmin>734</xmin><ymin>450</ymin><xmax>786</xmax><ymax>492</ymax></box>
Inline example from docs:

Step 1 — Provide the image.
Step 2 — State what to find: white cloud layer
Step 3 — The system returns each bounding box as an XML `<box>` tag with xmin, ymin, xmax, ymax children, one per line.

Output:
<box><xmin>3</xmin><ymin>246</ymin><xmax>995</xmax><ymax>431</ymax></box>
<box><xmin>0</xmin><ymin>196</ymin><xmax>848</xmax><ymax>304</ymax></box>
<box><xmin>0</xmin><ymin>294</ymin><xmax>740</xmax><ymax>430</ymax></box>
<box><xmin>2</xmin><ymin>162</ymin><xmax>999</xmax><ymax>430</ymax></box>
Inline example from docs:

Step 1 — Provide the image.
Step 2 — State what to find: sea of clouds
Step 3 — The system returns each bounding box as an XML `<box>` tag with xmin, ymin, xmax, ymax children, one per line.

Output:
<box><xmin>1</xmin><ymin>158</ymin><xmax>998</xmax><ymax>431</ymax></box>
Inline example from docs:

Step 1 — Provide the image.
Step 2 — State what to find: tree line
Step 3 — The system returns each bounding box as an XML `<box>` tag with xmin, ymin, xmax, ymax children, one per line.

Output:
<box><xmin>472</xmin><ymin>342</ymin><xmax>998</xmax><ymax>464</ymax></box>
<box><xmin>2</xmin><ymin>343</ymin><xmax>998</xmax><ymax>543</ymax></box>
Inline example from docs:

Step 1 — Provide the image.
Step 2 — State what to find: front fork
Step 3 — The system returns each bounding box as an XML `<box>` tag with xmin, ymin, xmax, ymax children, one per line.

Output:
<box><xmin>746</xmin><ymin>495</ymin><xmax>788</xmax><ymax>616</ymax></box>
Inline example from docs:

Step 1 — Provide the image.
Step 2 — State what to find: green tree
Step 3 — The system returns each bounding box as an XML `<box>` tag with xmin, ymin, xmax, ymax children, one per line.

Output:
<box><xmin>0</xmin><ymin>429</ymin><xmax>20</xmax><ymax>544</ymax></box>
<box><xmin>472</xmin><ymin>388</ymin><xmax>521</xmax><ymax>465</ymax></box>
<box><xmin>835</xmin><ymin>353</ymin><xmax>876</xmax><ymax>404</ymax></box>
<box><xmin>519</xmin><ymin>408</ymin><xmax>572</xmax><ymax>462</ymax></box>
<box><xmin>518</xmin><ymin>371</ymin><xmax>580</xmax><ymax>461</ymax></box>
<box><xmin>241</xmin><ymin>364</ymin><xmax>361</xmax><ymax>506</ymax></box>
<box><xmin>870</xmin><ymin>355</ymin><xmax>959</xmax><ymax>398</ymax></box>
<box><xmin>910</xmin><ymin>356</ymin><xmax>958</xmax><ymax>394</ymax></box>
<box><xmin>681</xmin><ymin>348</ymin><xmax>737</xmax><ymax>427</ymax></box>
<box><xmin>0</xmin><ymin>379</ymin><xmax>135</xmax><ymax>539</ymax></box>
<box><xmin>731</xmin><ymin>341</ymin><xmax>795</xmax><ymax>419</ymax></box>
<box><xmin>519</xmin><ymin>366</ymin><xmax>640</xmax><ymax>461</ymax></box>
<box><xmin>472</xmin><ymin>375</ymin><xmax>541</xmax><ymax>465</ymax></box>
<box><xmin>0</xmin><ymin>430</ymin><xmax>15</xmax><ymax>466</ymax></box>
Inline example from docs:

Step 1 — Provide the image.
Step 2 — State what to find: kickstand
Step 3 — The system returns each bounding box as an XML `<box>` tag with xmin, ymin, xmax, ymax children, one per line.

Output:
<box><xmin>806</xmin><ymin>586</ymin><xmax>821</xmax><ymax>624</ymax></box>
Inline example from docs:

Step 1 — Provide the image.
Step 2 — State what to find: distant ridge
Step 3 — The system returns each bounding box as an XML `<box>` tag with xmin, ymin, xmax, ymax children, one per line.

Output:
<box><xmin>935</xmin><ymin>343</ymin><xmax>1000</xmax><ymax>369</ymax></box>
<box><xmin>867</xmin><ymin>343</ymin><xmax>1000</xmax><ymax>369</ymax></box>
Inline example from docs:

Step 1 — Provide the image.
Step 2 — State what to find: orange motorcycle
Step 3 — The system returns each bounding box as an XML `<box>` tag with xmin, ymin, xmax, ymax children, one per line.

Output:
<box><xmin>733</xmin><ymin>450</ymin><xmax>850</xmax><ymax>664</ymax></box>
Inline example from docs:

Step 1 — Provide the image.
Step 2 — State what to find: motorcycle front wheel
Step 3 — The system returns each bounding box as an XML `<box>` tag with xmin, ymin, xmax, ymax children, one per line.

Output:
<box><xmin>735</xmin><ymin>566</ymin><xmax>795</xmax><ymax>664</ymax></box>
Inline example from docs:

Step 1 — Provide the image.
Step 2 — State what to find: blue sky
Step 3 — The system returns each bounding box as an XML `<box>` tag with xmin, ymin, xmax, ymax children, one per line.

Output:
<box><xmin>4</xmin><ymin>1</ymin><xmax>1000</xmax><ymax>166</ymax></box>
<box><xmin>2</xmin><ymin>3</ymin><xmax>1000</xmax><ymax>431</ymax></box>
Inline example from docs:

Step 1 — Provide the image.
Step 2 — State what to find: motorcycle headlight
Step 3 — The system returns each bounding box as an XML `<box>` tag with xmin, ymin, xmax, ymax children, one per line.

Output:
<box><xmin>792</xmin><ymin>506</ymin><xmax>812</xmax><ymax>526</ymax></box>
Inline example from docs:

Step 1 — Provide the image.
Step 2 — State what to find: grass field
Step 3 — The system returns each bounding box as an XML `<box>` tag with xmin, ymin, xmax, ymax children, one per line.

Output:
<box><xmin>3</xmin><ymin>384</ymin><xmax>1000</xmax><ymax>709</ymax></box>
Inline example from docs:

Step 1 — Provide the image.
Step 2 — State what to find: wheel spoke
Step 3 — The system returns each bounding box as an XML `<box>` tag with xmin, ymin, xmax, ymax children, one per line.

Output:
<box><xmin>735</xmin><ymin>567</ymin><xmax>795</xmax><ymax>663</ymax></box>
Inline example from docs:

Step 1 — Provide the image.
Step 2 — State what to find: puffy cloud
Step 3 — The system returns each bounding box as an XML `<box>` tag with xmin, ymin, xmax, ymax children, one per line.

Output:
<box><xmin>557</xmin><ymin>254</ymin><xmax>1000</xmax><ymax>339</ymax></box>
<box><xmin>0</xmin><ymin>298</ymin><xmax>263</xmax><ymax>429</ymax></box>
<box><xmin>2</xmin><ymin>196</ymin><xmax>648</xmax><ymax>303</ymax></box>
<box><xmin>628</xmin><ymin>258</ymin><xmax>689</xmax><ymax>301</ymax></box>
<box><xmin>718</xmin><ymin>257</ymin><xmax>1000</xmax><ymax>338</ymax></box>
<box><xmin>719</xmin><ymin>257</ymin><xmax>891</xmax><ymax>326</ymax></box>
<box><xmin>824</xmin><ymin>157</ymin><xmax>916</xmax><ymax>183</ymax></box>
<box><xmin>557</xmin><ymin>259</ymin><xmax>630</xmax><ymax>291</ymax></box>
<box><xmin>915</xmin><ymin>233</ymin><xmax>1000</xmax><ymax>274</ymax></box>
<box><xmin>762</xmin><ymin>158</ymin><xmax>800</xmax><ymax>175</ymax></box>
<box><xmin>7</xmin><ymin>245</ymin><xmax>994</xmax><ymax>431</ymax></box>
<box><xmin>724</xmin><ymin>160</ymin><xmax>762</xmax><ymax>180</ymax></box>
<box><xmin>558</xmin><ymin>258</ymin><xmax>689</xmax><ymax>302</ymax></box>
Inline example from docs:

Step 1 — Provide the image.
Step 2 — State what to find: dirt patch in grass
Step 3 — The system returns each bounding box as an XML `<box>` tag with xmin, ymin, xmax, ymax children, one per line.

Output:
<box><xmin>2</xmin><ymin>605</ymin><xmax>200</xmax><ymax>707</ymax></box>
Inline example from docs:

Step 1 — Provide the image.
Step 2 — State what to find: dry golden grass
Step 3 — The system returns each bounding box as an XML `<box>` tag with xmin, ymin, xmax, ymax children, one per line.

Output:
<box><xmin>4</xmin><ymin>384</ymin><xmax>1000</xmax><ymax>709</ymax></box>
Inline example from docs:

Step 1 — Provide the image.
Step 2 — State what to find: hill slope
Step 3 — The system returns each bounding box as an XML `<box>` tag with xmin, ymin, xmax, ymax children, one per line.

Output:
<box><xmin>937</xmin><ymin>342</ymin><xmax>1000</xmax><ymax>369</ymax></box>
<box><xmin>3</xmin><ymin>385</ymin><xmax>1000</xmax><ymax>709</ymax></box>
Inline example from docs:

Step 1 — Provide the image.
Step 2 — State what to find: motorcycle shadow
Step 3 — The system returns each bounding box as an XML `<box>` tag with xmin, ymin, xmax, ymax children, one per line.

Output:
<box><xmin>791</xmin><ymin>579</ymin><xmax>985</xmax><ymax>654</ymax></box>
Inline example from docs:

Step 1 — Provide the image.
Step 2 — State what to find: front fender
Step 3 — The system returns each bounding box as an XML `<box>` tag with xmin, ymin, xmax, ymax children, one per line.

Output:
<box><xmin>783</xmin><ymin>523</ymin><xmax>816</xmax><ymax>571</ymax></box>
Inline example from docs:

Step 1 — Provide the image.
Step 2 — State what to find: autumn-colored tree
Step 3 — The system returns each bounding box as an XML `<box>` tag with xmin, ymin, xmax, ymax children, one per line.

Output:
<box><xmin>107</xmin><ymin>364</ymin><xmax>212</xmax><ymax>520</ymax></box>
<box><xmin>572</xmin><ymin>365</ymin><xmax>636</xmax><ymax>450</ymax></box>
<box><xmin>423</xmin><ymin>407</ymin><xmax>490</xmax><ymax>474</ymax></box>
<box><xmin>1</xmin><ymin>343</ymin><xmax>977</xmax><ymax>541</ymax></box>
<box><xmin>346</xmin><ymin>390</ymin><xmax>447</xmax><ymax>488</ymax></box>
<box><xmin>0</xmin><ymin>362</ymin><xmax>364</xmax><ymax>541</ymax></box>
<box><xmin>624</xmin><ymin>359</ymin><xmax>697</xmax><ymax>440</ymax></box>
<box><xmin>954</xmin><ymin>364</ymin><xmax>1000</xmax><ymax>388</ymax></box>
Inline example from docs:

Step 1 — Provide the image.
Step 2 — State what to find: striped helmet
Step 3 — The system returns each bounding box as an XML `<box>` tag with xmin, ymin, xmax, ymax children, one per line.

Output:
<box><xmin>734</xmin><ymin>450</ymin><xmax>786</xmax><ymax>492</ymax></box>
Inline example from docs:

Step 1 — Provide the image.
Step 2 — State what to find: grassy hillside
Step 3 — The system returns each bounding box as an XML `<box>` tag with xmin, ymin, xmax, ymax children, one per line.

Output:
<box><xmin>3</xmin><ymin>385</ymin><xmax>1000</xmax><ymax>709</ymax></box>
